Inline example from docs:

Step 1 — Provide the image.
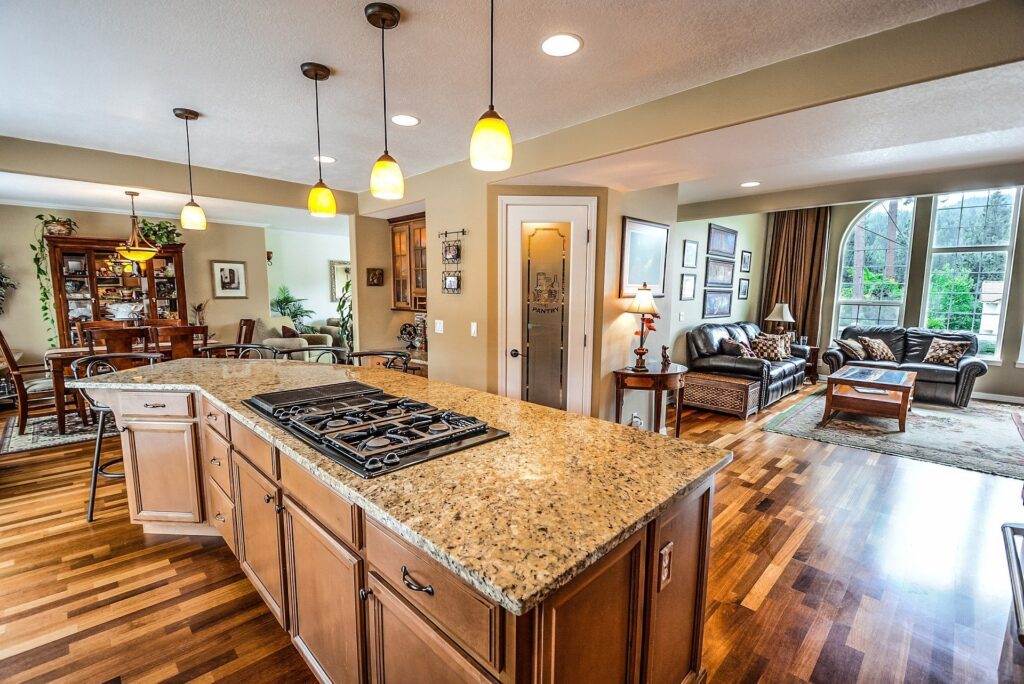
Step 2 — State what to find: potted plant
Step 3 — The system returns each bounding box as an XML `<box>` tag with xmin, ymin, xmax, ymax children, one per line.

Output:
<box><xmin>0</xmin><ymin>263</ymin><xmax>16</xmax><ymax>315</ymax></box>
<box><xmin>337</xmin><ymin>278</ymin><xmax>354</xmax><ymax>350</ymax></box>
<box><xmin>139</xmin><ymin>218</ymin><xmax>182</xmax><ymax>246</ymax></box>
<box><xmin>270</xmin><ymin>286</ymin><xmax>316</xmax><ymax>333</ymax></box>
<box><xmin>36</xmin><ymin>214</ymin><xmax>78</xmax><ymax>236</ymax></box>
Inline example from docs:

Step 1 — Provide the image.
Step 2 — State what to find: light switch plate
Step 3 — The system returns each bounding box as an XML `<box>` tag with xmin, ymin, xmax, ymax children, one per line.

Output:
<box><xmin>434</xmin><ymin>320</ymin><xmax>444</xmax><ymax>334</ymax></box>
<box><xmin>470</xmin><ymin>321</ymin><xmax>478</xmax><ymax>337</ymax></box>
<box><xmin>678</xmin><ymin>311</ymin><xmax>685</xmax><ymax>322</ymax></box>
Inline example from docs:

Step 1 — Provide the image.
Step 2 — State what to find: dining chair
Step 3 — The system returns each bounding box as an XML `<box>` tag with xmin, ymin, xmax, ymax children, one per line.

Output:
<box><xmin>348</xmin><ymin>350</ymin><xmax>412</xmax><ymax>373</ymax></box>
<box><xmin>71</xmin><ymin>352</ymin><xmax>163</xmax><ymax>522</ymax></box>
<box><xmin>236</xmin><ymin>318</ymin><xmax>256</xmax><ymax>344</ymax></box>
<box><xmin>285</xmin><ymin>345</ymin><xmax>350</xmax><ymax>364</ymax></box>
<box><xmin>1</xmin><ymin>328</ymin><xmax>85</xmax><ymax>435</ymax></box>
<box><xmin>155</xmin><ymin>325</ymin><xmax>208</xmax><ymax>360</ymax></box>
<box><xmin>74</xmin><ymin>320</ymin><xmax>130</xmax><ymax>347</ymax></box>
<box><xmin>84</xmin><ymin>326</ymin><xmax>152</xmax><ymax>355</ymax></box>
<box><xmin>199</xmin><ymin>343</ymin><xmax>278</xmax><ymax>359</ymax></box>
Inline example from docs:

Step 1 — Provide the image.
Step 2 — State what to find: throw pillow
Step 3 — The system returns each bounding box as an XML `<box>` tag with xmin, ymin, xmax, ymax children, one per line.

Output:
<box><xmin>760</xmin><ymin>333</ymin><xmax>791</xmax><ymax>358</ymax></box>
<box><xmin>922</xmin><ymin>338</ymin><xmax>971</xmax><ymax>367</ymax></box>
<box><xmin>282</xmin><ymin>325</ymin><xmax>300</xmax><ymax>339</ymax></box>
<box><xmin>721</xmin><ymin>338</ymin><xmax>756</xmax><ymax>358</ymax></box>
<box><xmin>751</xmin><ymin>335</ymin><xmax>784</xmax><ymax>361</ymax></box>
<box><xmin>858</xmin><ymin>336</ymin><xmax>896</xmax><ymax>361</ymax></box>
<box><xmin>833</xmin><ymin>338</ymin><xmax>867</xmax><ymax>360</ymax></box>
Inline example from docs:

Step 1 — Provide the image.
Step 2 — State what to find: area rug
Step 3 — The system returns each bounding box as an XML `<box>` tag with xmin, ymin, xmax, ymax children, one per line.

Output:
<box><xmin>0</xmin><ymin>413</ymin><xmax>115</xmax><ymax>455</ymax></box>
<box><xmin>764</xmin><ymin>389</ymin><xmax>1024</xmax><ymax>480</ymax></box>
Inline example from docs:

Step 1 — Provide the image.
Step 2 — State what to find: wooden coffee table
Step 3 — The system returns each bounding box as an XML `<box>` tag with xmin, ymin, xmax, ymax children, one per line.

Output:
<box><xmin>821</xmin><ymin>366</ymin><xmax>917</xmax><ymax>432</ymax></box>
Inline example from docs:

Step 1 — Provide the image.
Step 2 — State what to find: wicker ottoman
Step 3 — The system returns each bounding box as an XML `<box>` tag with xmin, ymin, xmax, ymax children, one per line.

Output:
<box><xmin>681</xmin><ymin>372</ymin><xmax>761</xmax><ymax>419</ymax></box>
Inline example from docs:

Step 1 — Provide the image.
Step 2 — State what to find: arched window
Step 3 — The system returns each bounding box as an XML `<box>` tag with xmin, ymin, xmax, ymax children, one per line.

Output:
<box><xmin>834</xmin><ymin>198</ymin><xmax>916</xmax><ymax>333</ymax></box>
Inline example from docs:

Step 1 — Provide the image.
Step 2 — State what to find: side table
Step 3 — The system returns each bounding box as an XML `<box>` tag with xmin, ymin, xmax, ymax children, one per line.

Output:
<box><xmin>805</xmin><ymin>346</ymin><xmax>821</xmax><ymax>384</ymax></box>
<box><xmin>613</xmin><ymin>363</ymin><xmax>688</xmax><ymax>437</ymax></box>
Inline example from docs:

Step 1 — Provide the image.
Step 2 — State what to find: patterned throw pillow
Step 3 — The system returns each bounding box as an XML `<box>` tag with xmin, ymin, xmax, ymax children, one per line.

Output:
<box><xmin>722</xmin><ymin>338</ymin><xmax>756</xmax><ymax>358</ymax></box>
<box><xmin>922</xmin><ymin>338</ymin><xmax>970</xmax><ymax>367</ymax></box>
<box><xmin>760</xmin><ymin>333</ymin><xmax>791</xmax><ymax>358</ymax></box>
<box><xmin>833</xmin><ymin>338</ymin><xmax>867</xmax><ymax>360</ymax></box>
<box><xmin>857</xmin><ymin>336</ymin><xmax>896</xmax><ymax>361</ymax></box>
<box><xmin>751</xmin><ymin>335</ymin><xmax>784</xmax><ymax>361</ymax></box>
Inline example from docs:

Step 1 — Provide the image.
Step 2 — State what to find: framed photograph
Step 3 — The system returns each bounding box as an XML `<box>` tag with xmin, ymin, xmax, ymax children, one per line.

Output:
<box><xmin>702</xmin><ymin>289</ymin><xmax>733</xmax><ymax>318</ymax></box>
<box><xmin>704</xmin><ymin>256</ymin><xmax>735</xmax><ymax>288</ymax></box>
<box><xmin>366</xmin><ymin>267</ymin><xmax>385</xmax><ymax>287</ymax></box>
<box><xmin>740</xmin><ymin>250</ymin><xmax>752</xmax><ymax>273</ymax></box>
<box><xmin>442</xmin><ymin>241</ymin><xmax>461</xmax><ymax>263</ymax></box>
<box><xmin>707</xmin><ymin>223</ymin><xmax>738</xmax><ymax>258</ymax></box>
<box><xmin>443</xmin><ymin>273</ymin><xmax>461</xmax><ymax>292</ymax></box>
<box><xmin>679</xmin><ymin>273</ymin><xmax>696</xmax><ymax>301</ymax></box>
<box><xmin>738</xmin><ymin>278</ymin><xmax>750</xmax><ymax>300</ymax></box>
<box><xmin>619</xmin><ymin>216</ymin><xmax>669</xmax><ymax>297</ymax></box>
<box><xmin>211</xmin><ymin>260</ymin><xmax>248</xmax><ymax>298</ymax></box>
<box><xmin>329</xmin><ymin>260</ymin><xmax>351</xmax><ymax>301</ymax></box>
<box><xmin>682</xmin><ymin>239</ymin><xmax>699</xmax><ymax>269</ymax></box>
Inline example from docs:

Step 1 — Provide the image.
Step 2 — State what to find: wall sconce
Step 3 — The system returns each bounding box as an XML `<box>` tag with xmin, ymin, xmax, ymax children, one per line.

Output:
<box><xmin>266</xmin><ymin>251</ymin><xmax>274</xmax><ymax>266</ymax></box>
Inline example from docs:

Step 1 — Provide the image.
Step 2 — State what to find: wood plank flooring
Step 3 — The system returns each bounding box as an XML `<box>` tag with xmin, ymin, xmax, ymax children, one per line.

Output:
<box><xmin>1</xmin><ymin>387</ymin><xmax>1023</xmax><ymax>682</ymax></box>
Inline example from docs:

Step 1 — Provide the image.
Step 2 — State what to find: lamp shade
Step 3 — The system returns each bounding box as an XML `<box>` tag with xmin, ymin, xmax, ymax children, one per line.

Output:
<box><xmin>627</xmin><ymin>282</ymin><xmax>659</xmax><ymax>315</ymax></box>
<box><xmin>470</xmin><ymin>109</ymin><xmax>513</xmax><ymax>172</ymax></box>
<box><xmin>370</xmin><ymin>153</ymin><xmax>405</xmax><ymax>200</ymax></box>
<box><xmin>180</xmin><ymin>200</ymin><xmax>207</xmax><ymax>231</ymax></box>
<box><xmin>765</xmin><ymin>302</ymin><xmax>795</xmax><ymax>323</ymax></box>
<box><xmin>307</xmin><ymin>181</ymin><xmax>337</xmax><ymax>218</ymax></box>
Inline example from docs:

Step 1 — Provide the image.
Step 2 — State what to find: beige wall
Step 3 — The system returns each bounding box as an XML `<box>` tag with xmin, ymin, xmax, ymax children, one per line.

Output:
<box><xmin>0</xmin><ymin>204</ymin><xmax>270</xmax><ymax>361</ymax></box>
<box><xmin>349</xmin><ymin>214</ymin><xmax>415</xmax><ymax>351</ymax></box>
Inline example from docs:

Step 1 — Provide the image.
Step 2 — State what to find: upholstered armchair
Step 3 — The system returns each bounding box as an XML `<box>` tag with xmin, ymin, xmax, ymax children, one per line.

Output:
<box><xmin>257</xmin><ymin>316</ymin><xmax>333</xmax><ymax>360</ymax></box>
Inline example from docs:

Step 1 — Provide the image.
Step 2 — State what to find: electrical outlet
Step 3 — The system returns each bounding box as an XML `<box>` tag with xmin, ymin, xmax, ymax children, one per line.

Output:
<box><xmin>434</xmin><ymin>320</ymin><xmax>444</xmax><ymax>334</ymax></box>
<box><xmin>630</xmin><ymin>412</ymin><xmax>644</xmax><ymax>429</ymax></box>
<box><xmin>470</xmin><ymin>321</ymin><xmax>478</xmax><ymax>337</ymax></box>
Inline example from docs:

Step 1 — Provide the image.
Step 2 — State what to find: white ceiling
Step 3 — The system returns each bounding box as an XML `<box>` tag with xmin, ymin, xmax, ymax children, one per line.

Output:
<box><xmin>0</xmin><ymin>0</ymin><xmax>984</xmax><ymax>193</ymax></box>
<box><xmin>0</xmin><ymin>172</ymin><xmax>351</xmax><ymax>236</ymax></box>
<box><xmin>501</xmin><ymin>62</ymin><xmax>1024</xmax><ymax>204</ymax></box>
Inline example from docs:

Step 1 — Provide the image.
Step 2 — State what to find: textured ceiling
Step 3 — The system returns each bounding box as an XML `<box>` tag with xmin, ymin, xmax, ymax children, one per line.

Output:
<box><xmin>0</xmin><ymin>0</ymin><xmax>985</xmax><ymax>192</ymax></box>
<box><xmin>502</xmin><ymin>62</ymin><xmax>1024</xmax><ymax>204</ymax></box>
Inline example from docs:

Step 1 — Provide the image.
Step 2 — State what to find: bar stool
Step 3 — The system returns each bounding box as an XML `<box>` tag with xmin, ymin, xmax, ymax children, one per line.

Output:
<box><xmin>198</xmin><ymin>343</ymin><xmax>278</xmax><ymax>359</ymax></box>
<box><xmin>71</xmin><ymin>352</ymin><xmax>163</xmax><ymax>522</ymax></box>
<box><xmin>348</xmin><ymin>350</ymin><xmax>412</xmax><ymax>372</ymax></box>
<box><xmin>284</xmin><ymin>345</ymin><xmax>350</xmax><ymax>363</ymax></box>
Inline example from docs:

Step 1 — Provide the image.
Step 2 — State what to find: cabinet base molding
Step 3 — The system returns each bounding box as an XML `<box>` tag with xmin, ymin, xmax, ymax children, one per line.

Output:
<box><xmin>142</xmin><ymin>521</ymin><xmax>219</xmax><ymax>536</ymax></box>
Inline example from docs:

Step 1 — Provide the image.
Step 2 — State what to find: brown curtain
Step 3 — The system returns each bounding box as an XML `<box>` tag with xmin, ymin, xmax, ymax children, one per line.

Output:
<box><xmin>760</xmin><ymin>207</ymin><xmax>830</xmax><ymax>344</ymax></box>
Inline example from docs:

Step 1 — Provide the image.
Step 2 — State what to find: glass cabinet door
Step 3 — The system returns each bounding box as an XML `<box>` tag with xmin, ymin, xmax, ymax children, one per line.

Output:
<box><xmin>61</xmin><ymin>251</ymin><xmax>93</xmax><ymax>346</ymax></box>
<box><xmin>91</xmin><ymin>250</ymin><xmax>150</xmax><ymax>323</ymax></box>
<box><xmin>149</xmin><ymin>256</ymin><xmax>181</xmax><ymax>320</ymax></box>
<box><xmin>392</xmin><ymin>225</ymin><xmax>411</xmax><ymax>309</ymax></box>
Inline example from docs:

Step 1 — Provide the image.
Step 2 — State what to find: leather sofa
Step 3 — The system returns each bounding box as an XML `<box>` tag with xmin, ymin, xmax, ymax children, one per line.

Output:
<box><xmin>822</xmin><ymin>325</ymin><xmax>988</xmax><ymax>407</ymax></box>
<box><xmin>687</xmin><ymin>322</ymin><xmax>809</xmax><ymax>409</ymax></box>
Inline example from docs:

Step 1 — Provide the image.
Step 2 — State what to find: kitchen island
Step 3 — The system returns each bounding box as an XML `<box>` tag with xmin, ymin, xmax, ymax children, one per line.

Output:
<box><xmin>71</xmin><ymin>358</ymin><xmax>731</xmax><ymax>684</ymax></box>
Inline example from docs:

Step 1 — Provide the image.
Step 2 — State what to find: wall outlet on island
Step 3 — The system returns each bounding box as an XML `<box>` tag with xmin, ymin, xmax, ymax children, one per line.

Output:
<box><xmin>434</xmin><ymin>319</ymin><xmax>444</xmax><ymax>334</ymax></box>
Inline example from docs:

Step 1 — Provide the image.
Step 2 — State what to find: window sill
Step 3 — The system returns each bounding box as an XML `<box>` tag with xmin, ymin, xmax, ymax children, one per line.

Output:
<box><xmin>979</xmin><ymin>357</ymin><xmax>1002</xmax><ymax>367</ymax></box>
<box><xmin>1015</xmin><ymin>361</ymin><xmax>1024</xmax><ymax>369</ymax></box>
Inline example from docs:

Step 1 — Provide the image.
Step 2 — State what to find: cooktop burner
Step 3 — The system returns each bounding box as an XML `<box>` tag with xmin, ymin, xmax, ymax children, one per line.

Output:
<box><xmin>243</xmin><ymin>382</ymin><xmax>507</xmax><ymax>478</ymax></box>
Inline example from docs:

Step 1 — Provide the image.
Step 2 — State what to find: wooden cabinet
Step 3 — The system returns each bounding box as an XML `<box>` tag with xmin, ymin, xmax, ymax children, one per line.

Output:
<box><xmin>120</xmin><ymin>419</ymin><xmax>203</xmax><ymax>524</ymax></box>
<box><xmin>45</xmin><ymin>235</ymin><xmax>188</xmax><ymax>347</ymax></box>
<box><xmin>389</xmin><ymin>214</ymin><xmax>427</xmax><ymax>312</ymax></box>
<box><xmin>234</xmin><ymin>454</ymin><xmax>287</xmax><ymax>627</ymax></box>
<box><xmin>284</xmin><ymin>495</ymin><xmax>365</xmax><ymax>683</ymax></box>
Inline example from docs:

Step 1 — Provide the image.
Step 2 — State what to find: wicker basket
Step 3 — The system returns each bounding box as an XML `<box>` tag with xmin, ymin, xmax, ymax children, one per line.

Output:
<box><xmin>682</xmin><ymin>372</ymin><xmax>761</xmax><ymax>419</ymax></box>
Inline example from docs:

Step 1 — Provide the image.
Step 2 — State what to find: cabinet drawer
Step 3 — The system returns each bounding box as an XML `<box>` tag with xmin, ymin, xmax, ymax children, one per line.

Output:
<box><xmin>202</xmin><ymin>396</ymin><xmax>229</xmax><ymax>439</ymax></box>
<box><xmin>207</xmin><ymin>478</ymin><xmax>236</xmax><ymax>556</ymax></box>
<box><xmin>365</xmin><ymin>519</ymin><xmax>502</xmax><ymax>670</ymax></box>
<box><xmin>230</xmin><ymin>417</ymin><xmax>277</xmax><ymax>479</ymax></box>
<box><xmin>120</xmin><ymin>392</ymin><xmax>194</xmax><ymax>419</ymax></box>
<box><xmin>280</xmin><ymin>455</ymin><xmax>360</xmax><ymax>550</ymax></box>
<box><xmin>204</xmin><ymin>424</ymin><xmax>232</xmax><ymax>499</ymax></box>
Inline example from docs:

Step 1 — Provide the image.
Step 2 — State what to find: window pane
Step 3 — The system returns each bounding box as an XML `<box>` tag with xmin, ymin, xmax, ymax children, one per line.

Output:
<box><xmin>933</xmin><ymin>209</ymin><xmax>960</xmax><ymax>248</ymax></box>
<box><xmin>933</xmin><ymin>187</ymin><xmax>1016</xmax><ymax>248</ymax></box>
<box><xmin>926</xmin><ymin>250</ymin><xmax>1007</xmax><ymax>339</ymax></box>
<box><xmin>936</xmin><ymin>192</ymin><xmax>963</xmax><ymax>210</ymax></box>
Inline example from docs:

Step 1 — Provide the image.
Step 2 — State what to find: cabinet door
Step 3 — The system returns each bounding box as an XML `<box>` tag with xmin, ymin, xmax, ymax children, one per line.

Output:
<box><xmin>284</xmin><ymin>496</ymin><xmax>364</xmax><ymax>683</ymax></box>
<box><xmin>365</xmin><ymin>572</ymin><xmax>490</xmax><ymax>684</ymax></box>
<box><xmin>234</xmin><ymin>454</ymin><xmax>287</xmax><ymax>627</ymax></box>
<box><xmin>121</xmin><ymin>420</ymin><xmax>203</xmax><ymax>523</ymax></box>
<box><xmin>391</xmin><ymin>223</ymin><xmax>411</xmax><ymax>309</ymax></box>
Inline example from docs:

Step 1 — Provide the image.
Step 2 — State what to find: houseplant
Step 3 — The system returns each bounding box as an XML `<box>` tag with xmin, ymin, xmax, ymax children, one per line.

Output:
<box><xmin>35</xmin><ymin>214</ymin><xmax>78</xmax><ymax>236</ymax></box>
<box><xmin>336</xmin><ymin>278</ymin><xmax>354</xmax><ymax>350</ymax></box>
<box><xmin>139</xmin><ymin>218</ymin><xmax>181</xmax><ymax>246</ymax></box>
<box><xmin>270</xmin><ymin>286</ymin><xmax>315</xmax><ymax>333</ymax></box>
<box><xmin>0</xmin><ymin>263</ymin><xmax>16</xmax><ymax>315</ymax></box>
<box><xmin>29</xmin><ymin>217</ymin><xmax>60</xmax><ymax>347</ymax></box>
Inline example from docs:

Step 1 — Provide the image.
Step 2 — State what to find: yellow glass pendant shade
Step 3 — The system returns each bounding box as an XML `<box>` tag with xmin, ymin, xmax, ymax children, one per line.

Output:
<box><xmin>116</xmin><ymin>245</ymin><xmax>157</xmax><ymax>262</ymax></box>
<box><xmin>307</xmin><ymin>180</ymin><xmax>337</xmax><ymax>218</ymax></box>
<box><xmin>370</xmin><ymin>153</ymin><xmax>405</xmax><ymax>200</ymax></box>
<box><xmin>180</xmin><ymin>200</ymin><xmax>207</xmax><ymax>230</ymax></box>
<box><xmin>470</xmin><ymin>108</ymin><xmax>512</xmax><ymax>172</ymax></box>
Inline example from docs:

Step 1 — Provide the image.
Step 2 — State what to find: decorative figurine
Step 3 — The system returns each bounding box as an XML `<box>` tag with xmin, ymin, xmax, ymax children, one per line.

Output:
<box><xmin>661</xmin><ymin>345</ymin><xmax>671</xmax><ymax>368</ymax></box>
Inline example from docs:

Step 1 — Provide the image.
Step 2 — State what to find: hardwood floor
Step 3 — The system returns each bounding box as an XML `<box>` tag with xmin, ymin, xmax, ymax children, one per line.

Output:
<box><xmin>1</xmin><ymin>387</ymin><xmax>1022</xmax><ymax>682</ymax></box>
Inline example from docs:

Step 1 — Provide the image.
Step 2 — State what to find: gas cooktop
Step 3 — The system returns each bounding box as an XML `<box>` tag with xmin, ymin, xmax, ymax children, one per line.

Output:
<box><xmin>243</xmin><ymin>381</ymin><xmax>508</xmax><ymax>478</ymax></box>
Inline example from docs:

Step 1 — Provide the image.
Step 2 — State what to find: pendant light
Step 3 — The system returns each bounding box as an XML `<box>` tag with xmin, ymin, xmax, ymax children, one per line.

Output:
<box><xmin>366</xmin><ymin>3</ymin><xmax>404</xmax><ymax>200</ymax></box>
<box><xmin>116</xmin><ymin>191</ymin><xmax>158</xmax><ymax>263</ymax></box>
<box><xmin>469</xmin><ymin>0</ymin><xmax>513</xmax><ymax>171</ymax></box>
<box><xmin>301</xmin><ymin>62</ymin><xmax>338</xmax><ymax>218</ymax></box>
<box><xmin>173</xmin><ymin>108</ymin><xmax>207</xmax><ymax>230</ymax></box>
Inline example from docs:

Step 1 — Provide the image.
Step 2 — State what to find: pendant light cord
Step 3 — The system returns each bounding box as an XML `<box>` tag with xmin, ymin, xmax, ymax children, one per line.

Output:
<box><xmin>314</xmin><ymin>78</ymin><xmax>324</xmax><ymax>181</ymax></box>
<box><xmin>381</xmin><ymin>25</ymin><xmax>389</xmax><ymax>154</ymax></box>
<box><xmin>489</xmin><ymin>0</ymin><xmax>494</xmax><ymax>109</ymax></box>
<box><xmin>184</xmin><ymin>118</ymin><xmax>195</xmax><ymax>201</ymax></box>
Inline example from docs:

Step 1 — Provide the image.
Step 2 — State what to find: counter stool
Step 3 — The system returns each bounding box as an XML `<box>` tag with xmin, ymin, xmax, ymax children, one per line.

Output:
<box><xmin>199</xmin><ymin>343</ymin><xmax>278</xmax><ymax>359</ymax></box>
<box><xmin>71</xmin><ymin>352</ymin><xmax>163</xmax><ymax>522</ymax></box>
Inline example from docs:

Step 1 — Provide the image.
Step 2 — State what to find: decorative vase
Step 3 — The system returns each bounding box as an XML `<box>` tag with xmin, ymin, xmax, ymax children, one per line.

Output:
<box><xmin>633</xmin><ymin>346</ymin><xmax>648</xmax><ymax>371</ymax></box>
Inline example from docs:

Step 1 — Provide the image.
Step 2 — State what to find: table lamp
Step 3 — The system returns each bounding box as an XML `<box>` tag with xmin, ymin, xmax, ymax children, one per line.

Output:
<box><xmin>627</xmin><ymin>282</ymin><xmax>660</xmax><ymax>371</ymax></box>
<box><xmin>765</xmin><ymin>302</ymin><xmax>795</xmax><ymax>335</ymax></box>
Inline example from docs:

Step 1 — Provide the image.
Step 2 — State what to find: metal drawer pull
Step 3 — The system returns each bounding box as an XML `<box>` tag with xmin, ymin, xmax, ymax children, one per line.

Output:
<box><xmin>400</xmin><ymin>565</ymin><xmax>434</xmax><ymax>595</ymax></box>
<box><xmin>359</xmin><ymin>588</ymin><xmax>373</xmax><ymax>601</ymax></box>
<box><xmin>214</xmin><ymin>512</ymin><xmax>226</xmax><ymax>523</ymax></box>
<box><xmin>206</xmin><ymin>413</ymin><xmax>219</xmax><ymax>420</ymax></box>
<box><xmin>1003</xmin><ymin>522</ymin><xmax>1024</xmax><ymax>646</ymax></box>
<box><xmin>263</xmin><ymin>494</ymin><xmax>274</xmax><ymax>504</ymax></box>
<box><xmin>143</xmin><ymin>402</ymin><xmax>166</xmax><ymax>408</ymax></box>
<box><xmin>210</xmin><ymin>458</ymin><xmax>222</xmax><ymax>466</ymax></box>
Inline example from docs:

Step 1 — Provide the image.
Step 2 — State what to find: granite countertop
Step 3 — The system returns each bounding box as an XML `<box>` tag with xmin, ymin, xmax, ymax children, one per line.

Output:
<box><xmin>71</xmin><ymin>359</ymin><xmax>731</xmax><ymax>615</ymax></box>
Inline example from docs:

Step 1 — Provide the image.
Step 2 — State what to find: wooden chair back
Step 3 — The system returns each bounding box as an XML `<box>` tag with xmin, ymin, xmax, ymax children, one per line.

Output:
<box><xmin>85</xmin><ymin>326</ymin><xmax>151</xmax><ymax>355</ymax></box>
<box><xmin>236</xmin><ymin>318</ymin><xmax>256</xmax><ymax>344</ymax></box>
<box><xmin>75</xmin><ymin>320</ymin><xmax>130</xmax><ymax>346</ymax></box>
<box><xmin>155</xmin><ymin>325</ymin><xmax>207</xmax><ymax>359</ymax></box>
<box><xmin>0</xmin><ymin>326</ymin><xmax>21</xmax><ymax>374</ymax></box>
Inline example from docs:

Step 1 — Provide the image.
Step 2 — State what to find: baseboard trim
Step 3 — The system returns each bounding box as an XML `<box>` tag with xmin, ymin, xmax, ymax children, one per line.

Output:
<box><xmin>973</xmin><ymin>391</ymin><xmax>1024</xmax><ymax>405</ymax></box>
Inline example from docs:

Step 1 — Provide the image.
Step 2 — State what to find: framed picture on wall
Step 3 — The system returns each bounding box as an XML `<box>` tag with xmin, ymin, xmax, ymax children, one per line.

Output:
<box><xmin>680</xmin><ymin>273</ymin><xmax>696</xmax><ymax>301</ymax></box>
<box><xmin>702</xmin><ymin>289</ymin><xmax>733</xmax><ymax>318</ymax></box>
<box><xmin>738</xmin><ymin>278</ymin><xmax>750</xmax><ymax>300</ymax></box>
<box><xmin>366</xmin><ymin>267</ymin><xmax>385</xmax><ymax>287</ymax></box>
<box><xmin>211</xmin><ymin>260</ymin><xmax>248</xmax><ymax>298</ymax></box>
<box><xmin>740</xmin><ymin>250</ymin><xmax>752</xmax><ymax>273</ymax></box>
<box><xmin>619</xmin><ymin>216</ymin><xmax>669</xmax><ymax>297</ymax></box>
<box><xmin>704</xmin><ymin>256</ymin><xmax>735</xmax><ymax>288</ymax></box>
<box><xmin>707</xmin><ymin>223</ymin><xmax>738</xmax><ymax>258</ymax></box>
<box><xmin>682</xmin><ymin>239</ymin><xmax>699</xmax><ymax>269</ymax></box>
<box><xmin>329</xmin><ymin>260</ymin><xmax>351</xmax><ymax>301</ymax></box>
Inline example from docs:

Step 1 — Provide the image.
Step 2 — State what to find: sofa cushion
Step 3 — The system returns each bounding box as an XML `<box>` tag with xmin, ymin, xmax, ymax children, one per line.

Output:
<box><xmin>768</xmin><ymin>358</ymin><xmax>806</xmax><ymax>381</ymax></box>
<box><xmin>760</xmin><ymin>333</ymin><xmax>791</xmax><ymax>358</ymax></box>
<box><xmin>859</xmin><ymin>336</ymin><xmax>897</xmax><ymax>361</ymax></box>
<box><xmin>752</xmin><ymin>336</ymin><xmax>784</xmax><ymax>361</ymax></box>
<box><xmin>899</xmin><ymin>362</ymin><xmax>958</xmax><ymax>384</ymax></box>
<box><xmin>904</xmin><ymin>327</ymin><xmax>978</xmax><ymax>362</ymax></box>
<box><xmin>846</xmin><ymin>359</ymin><xmax>900</xmax><ymax>370</ymax></box>
<box><xmin>736</xmin><ymin>322</ymin><xmax>762</xmax><ymax>343</ymax></box>
<box><xmin>839</xmin><ymin>325</ymin><xmax>906</xmax><ymax>361</ymax></box>
<box><xmin>721</xmin><ymin>338</ymin><xmax>755</xmax><ymax>358</ymax></box>
<box><xmin>921</xmin><ymin>338</ymin><xmax>971</xmax><ymax>367</ymax></box>
<box><xmin>833</xmin><ymin>338</ymin><xmax>867</xmax><ymax>360</ymax></box>
<box><xmin>281</xmin><ymin>325</ymin><xmax>300</xmax><ymax>338</ymax></box>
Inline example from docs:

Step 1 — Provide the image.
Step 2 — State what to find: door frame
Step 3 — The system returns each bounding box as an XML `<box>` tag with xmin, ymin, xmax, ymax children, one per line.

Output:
<box><xmin>497</xmin><ymin>195</ymin><xmax>598</xmax><ymax>415</ymax></box>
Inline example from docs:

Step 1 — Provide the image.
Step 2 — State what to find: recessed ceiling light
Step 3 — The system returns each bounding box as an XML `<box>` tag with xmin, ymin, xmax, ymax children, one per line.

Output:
<box><xmin>314</xmin><ymin>155</ymin><xmax>336</xmax><ymax>164</ymax></box>
<box><xmin>740</xmin><ymin>181</ymin><xmax>761</xmax><ymax>188</ymax></box>
<box><xmin>542</xmin><ymin>33</ymin><xmax>582</xmax><ymax>57</ymax></box>
<box><xmin>391</xmin><ymin>114</ymin><xmax>420</xmax><ymax>127</ymax></box>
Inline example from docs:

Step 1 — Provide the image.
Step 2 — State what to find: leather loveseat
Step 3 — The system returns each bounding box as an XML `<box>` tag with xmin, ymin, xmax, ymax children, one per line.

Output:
<box><xmin>822</xmin><ymin>325</ymin><xmax>987</xmax><ymax>407</ymax></box>
<box><xmin>687</xmin><ymin>322</ymin><xmax>810</xmax><ymax>409</ymax></box>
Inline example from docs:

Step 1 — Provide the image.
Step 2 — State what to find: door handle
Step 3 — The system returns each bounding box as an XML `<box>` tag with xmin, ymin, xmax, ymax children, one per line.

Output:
<box><xmin>263</xmin><ymin>494</ymin><xmax>274</xmax><ymax>504</ymax></box>
<box><xmin>509</xmin><ymin>348</ymin><xmax>527</xmax><ymax>358</ymax></box>
<box><xmin>143</xmin><ymin>402</ymin><xmax>166</xmax><ymax>408</ymax></box>
<box><xmin>400</xmin><ymin>565</ymin><xmax>434</xmax><ymax>596</ymax></box>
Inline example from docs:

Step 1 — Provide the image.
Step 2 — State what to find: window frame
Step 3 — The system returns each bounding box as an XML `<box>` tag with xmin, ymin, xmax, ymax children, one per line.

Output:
<box><xmin>832</xmin><ymin>198</ymin><xmax>917</xmax><ymax>340</ymax></box>
<box><xmin>920</xmin><ymin>187</ymin><xmax>1021</xmax><ymax>361</ymax></box>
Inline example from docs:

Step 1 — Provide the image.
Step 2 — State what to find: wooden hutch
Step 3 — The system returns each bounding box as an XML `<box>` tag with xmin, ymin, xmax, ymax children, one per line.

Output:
<box><xmin>389</xmin><ymin>213</ymin><xmax>427</xmax><ymax>311</ymax></box>
<box><xmin>45</xmin><ymin>235</ymin><xmax>188</xmax><ymax>347</ymax></box>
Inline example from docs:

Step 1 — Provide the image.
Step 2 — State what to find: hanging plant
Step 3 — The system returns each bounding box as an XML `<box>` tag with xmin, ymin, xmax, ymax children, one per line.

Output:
<box><xmin>35</xmin><ymin>213</ymin><xmax>78</xmax><ymax>237</ymax></box>
<box><xmin>29</xmin><ymin>228</ymin><xmax>58</xmax><ymax>347</ymax></box>
<box><xmin>0</xmin><ymin>263</ymin><xmax>17</xmax><ymax>316</ymax></box>
<box><xmin>139</xmin><ymin>218</ymin><xmax>182</xmax><ymax>246</ymax></box>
